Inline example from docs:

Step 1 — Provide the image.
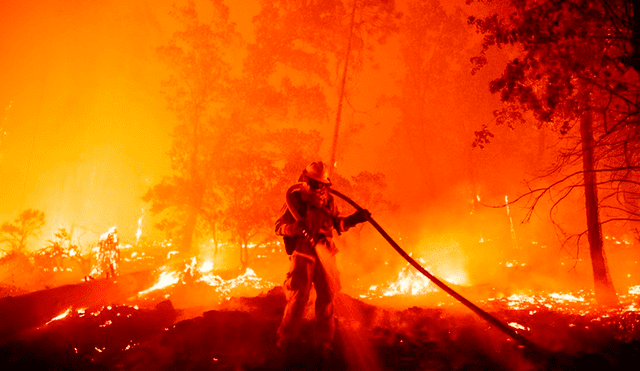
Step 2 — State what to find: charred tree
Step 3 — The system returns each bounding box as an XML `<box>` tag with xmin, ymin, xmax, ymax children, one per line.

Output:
<box><xmin>329</xmin><ymin>0</ymin><xmax>357</xmax><ymax>172</ymax></box>
<box><xmin>580</xmin><ymin>108</ymin><xmax>618</xmax><ymax>305</ymax></box>
<box><xmin>251</xmin><ymin>0</ymin><xmax>398</xmax><ymax>172</ymax></box>
<box><xmin>0</xmin><ymin>209</ymin><xmax>45</xmax><ymax>254</ymax></box>
<box><xmin>469</xmin><ymin>0</ymin><xmax>639</xmax><ymax>305</ymax></box>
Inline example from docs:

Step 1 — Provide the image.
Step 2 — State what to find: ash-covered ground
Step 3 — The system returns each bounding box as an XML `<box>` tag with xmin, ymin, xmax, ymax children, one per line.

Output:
<box><xmin>1</xmin><ymin>275</ymin><xmax>639</xmax><ymax>371</ymax></box>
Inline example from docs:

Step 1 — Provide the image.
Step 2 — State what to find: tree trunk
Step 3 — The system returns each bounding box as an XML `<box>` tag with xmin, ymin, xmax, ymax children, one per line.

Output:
<box><xmin>329</xmin><ymin>0</ymin><xmax>357</xmax><ymax>173</ymax></box>
<box><xmin>182</xmin><ymin>206</ymin><xmax>198</xmax><ymax>255</ymax></box>
<box><xmin>212</xmin><ymin>222</ymin><xmax>219</xmax><ymax>261</ymax></box>
<box><xmin>240</xmin><ymin>239</ymin><xmax>248</xmax><ymax>271</ymax></box>
<box><xmin>579</xmin><ymin>108</ymin><xmax>618</xmax><ymax>306</ymax></box>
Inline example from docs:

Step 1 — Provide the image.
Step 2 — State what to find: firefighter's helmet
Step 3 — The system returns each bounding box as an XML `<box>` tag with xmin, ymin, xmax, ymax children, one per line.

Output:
<box><xmin>304</xmin><ymin>161</ymin><xmax>331</xmax><ymax>184</ymax></box>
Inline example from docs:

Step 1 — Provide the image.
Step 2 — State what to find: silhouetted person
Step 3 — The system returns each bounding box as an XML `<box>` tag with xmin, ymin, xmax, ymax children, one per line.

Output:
<box><xmin>96</xmin><ymin>227</ymin><xmax>121</xmax><ymax>279</ymax></box>
<box><xmin>275</xmin><ymin>161</ymin><xmax>369</xmax><ymax>358</ymax></box>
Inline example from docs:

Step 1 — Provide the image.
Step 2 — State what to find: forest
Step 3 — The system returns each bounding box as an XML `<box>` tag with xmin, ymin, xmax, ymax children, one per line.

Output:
<box><xmin>1</xmin><ymin>0</ymin><xmax>639</xmax><ymax>370</ymax></box>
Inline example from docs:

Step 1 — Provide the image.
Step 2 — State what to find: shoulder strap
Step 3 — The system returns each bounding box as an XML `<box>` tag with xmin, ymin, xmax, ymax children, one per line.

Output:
<box><xmin>285</xmin><ymin>183</ymin><xmax>307</xmax><ymax>221</ymax></box>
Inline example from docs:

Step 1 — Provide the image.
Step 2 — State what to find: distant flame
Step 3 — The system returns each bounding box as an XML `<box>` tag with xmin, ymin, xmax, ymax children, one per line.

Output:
<box><xmin>137</xmin><ymin>255</ymin><xmax>275</xmax><ymax>300</ymax></box>
<box><xmin>45</xmin><ymin>307</ymin><xmax>72</xmax><ymax>325</ymax></box>
<box><xmin>493</xmin><ymin>291</ymin><xmax>593</xmax><ymax>313</ymax></box>
<box><xmin>198</xmin><ymin>267</ymin><xmax>275</xmax><ymax>297</ymax></box>
<box><xmin>135</xmin><ymin>214</ymin><xmax>143</xmax><ymax>244</ymax></box>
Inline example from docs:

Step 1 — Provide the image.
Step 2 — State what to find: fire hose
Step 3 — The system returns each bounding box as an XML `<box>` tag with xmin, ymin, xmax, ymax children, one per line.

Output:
<box><xmin>328</xmin><ymin>188</ymin><xmax>545</xmax><ymax>354</ymax></box>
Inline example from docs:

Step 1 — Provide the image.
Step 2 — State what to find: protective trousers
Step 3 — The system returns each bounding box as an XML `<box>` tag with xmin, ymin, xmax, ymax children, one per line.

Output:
<box><xmin>277</xmin><ymin>241</ymin><xmax>341</xmax><ymax>349</ymax></box>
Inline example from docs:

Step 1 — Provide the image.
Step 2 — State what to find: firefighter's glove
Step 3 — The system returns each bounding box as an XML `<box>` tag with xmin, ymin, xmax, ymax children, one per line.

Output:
<box><xmin>284</xmin><ymin>220</ymin><xmax>305</xmax><ymax>236</ymax></box>
<box><xmin>345</xmin><ymin>209</ymin><xmax>371</xmax><ymax>229</ymax></box>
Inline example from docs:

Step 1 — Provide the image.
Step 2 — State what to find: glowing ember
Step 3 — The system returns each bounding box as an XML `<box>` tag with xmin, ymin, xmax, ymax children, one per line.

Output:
<box><xmin>508</xmin><ymin>322</ymin><xmax>530</xmax><ymax>331</ymax></box>
<box><xmin>625</xmin><ymin>302</ymin><xmax>639</xmax><ymax>312</ymax></box>
<box><xmin>495</xmin><ymin>291</ymin><xmax>593</xmax><ymax>313</ymax></box>
<box><xmin>548</xmin><ymin>293</ymin><xmax>584</xmax><ymax>303</ymax></box>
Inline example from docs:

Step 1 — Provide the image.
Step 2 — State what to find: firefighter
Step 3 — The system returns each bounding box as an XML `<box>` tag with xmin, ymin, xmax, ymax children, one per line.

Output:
<box><xmin>97</xmin><ymin>227</ymin><xmax>121</xmax><ymax>278</ymax></box>
<box><xmin>275</xmin><ymin>161</ymin><xmax>370</xmax><ymax>357</ymax></box>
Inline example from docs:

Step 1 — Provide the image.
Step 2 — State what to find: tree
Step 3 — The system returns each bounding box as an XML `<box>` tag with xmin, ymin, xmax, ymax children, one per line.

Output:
<box><xmin>328</xmin><ymin>0</ymin><xmax>401</xmax><ymax>168</ymax></box>
<box><xmin>468</xmin><ymin>0</ymin><xmax>640</xmax><ymax>305</ymax></box>
<box><xmin>249</xmin><ymin>0</ymin><xmax>400</xmax><ymax>169</ymax></box>
<box><xmin>145</xmin><ymin>0</ymin><xmax>240</xmax><ymax>255</ymax></box>
<box><xmin>147</xmin><ymin>1</ymin><xmax>332</xmax><ymax>267</ymax></box>
<box><xmin>333</xmin><ymin>171</ymin><xmax>397</xmax><ymax>217</ymax></box>
<box><xmin>393</xmin><ymin>0</ymin><xmax>487</xmax><ymax>198</ymax></box>
<box><xmin>0</xmin><ymin>209</ymin><xmax>45</xmax><ymax>288</ymax></box>
<box><xmin>218</xmin><ymin>140</ymin><xmax>280</xmax><ymax>270</ymax></box>
<box><xmin>0</xmin><ymin>209</ymin><xmax>45</xmax><ymax>255</ymax></box>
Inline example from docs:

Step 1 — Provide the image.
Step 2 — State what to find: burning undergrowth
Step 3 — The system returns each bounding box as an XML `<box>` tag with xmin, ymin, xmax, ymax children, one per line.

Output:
<box><xmin>1</xmin><ymin>262</ymin><xmax>639</xmax><ymax>371</ymax></box>
<box><xmin>132</xmin><ymin>259</ymin><xmax>278</xmax><ymax>318</ymax></box>
<box><xmin>1</xmin><ymin>238</ymin><xmax>639</xmax><ymax>370</ymax></box>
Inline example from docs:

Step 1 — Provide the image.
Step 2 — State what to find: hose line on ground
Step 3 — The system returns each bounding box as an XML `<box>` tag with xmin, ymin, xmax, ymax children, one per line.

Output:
<box><xmin>329</xmin><ymin>188</ymin><xmax>544</xmax><ymax>353</ymax></box>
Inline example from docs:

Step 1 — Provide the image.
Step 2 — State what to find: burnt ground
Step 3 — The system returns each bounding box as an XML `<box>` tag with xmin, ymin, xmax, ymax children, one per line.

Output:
<box><xmin>0</xmin><ymin>279</ymin><xmax>638</xmax><ymax>371</ymax></box>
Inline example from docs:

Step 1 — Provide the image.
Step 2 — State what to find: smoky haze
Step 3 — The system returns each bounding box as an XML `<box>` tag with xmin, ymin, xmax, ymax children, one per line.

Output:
<box><xmin>0</xmin><ymin>0</ymin><xmax>626</xmax><ymax>299</ymax></box>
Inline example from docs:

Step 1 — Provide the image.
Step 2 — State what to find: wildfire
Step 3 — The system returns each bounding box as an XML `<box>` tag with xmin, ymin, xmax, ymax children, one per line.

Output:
<box><xmin>198</xmin><ymin>267</ymin><xmax>275</xmax><ymax>297</ymax></box>
<box><xmin>136</xmin><ymin>256</ymin><xmax>276</xmax><ymax>302</ymax></box>
<box><xmin>137</xmin><ymin>267</ymin><xmax>180</xmax><ymax>296</ymax></box>
<box><xmin>487</xmin><ymin>290</ymin><xmax>596</xmax><ymax>314</ymax></box>
<box><xmin>135</xmin><ymin>214</ymin><xmax>143</xmax><ymax>244</ymax></box>
<box><xmin>362</xmin><ymin>255</ymin><xmax>468</xmax><ymax>300</ymax></box>
<box><xmin>367</xmin><ymin>264</ymin><xmax>436</xmax><ymax>297</ymax></box>
<box><xmin>485</xmin><ymin>285</ymin><xmax>640</xmax><ymax>319</ymax></box>
<box><xmin>45</xmin><ymin>307</ymin><xmax>73</xmax><ymax>325</ymax></box>
<box><xmin>508</xmin><ymin>322</ymin><xmax>530</xmax><ymax>331</ymax></box>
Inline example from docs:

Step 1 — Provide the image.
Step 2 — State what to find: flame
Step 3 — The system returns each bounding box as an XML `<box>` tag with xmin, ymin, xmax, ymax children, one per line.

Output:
<box><xmin>197</xmin><ymin>267</ymin><xmax>275</xmax><ymax>297</ymax></box>
<box><xmin>137</xmin><ymin>254</ymin><xmax>275</xmax><ymax>301</ymax></box>
<box><xmin>135</xmin><ymin>214</ymin><xmax>143</xmax><ymax>244</ymax></box>
<box><xmin>505</xmin><ymin>195</ymin><xmax>519</xmax><ymax>249</ymax></box>
<box><xmin>45</xmin><ymin>307</ymin><xmax>72</xmax><ymax>325</ymax></box>
<box><xmin>138</xmin><ymin>266</ymin><xmax>180</xmax><ymax>296</ymax></box>
<box><xmin>362</xmin><ymin>253</ymin><xmax>469</xmax><ymax>300</ymax></box>
<box><xmin>375</xmin><ymin>265</ymin><xmax>436</xmax><ymax>297</ymax></box>
<box><xmin>508</xmin><ymin>322</ymin><xmax>530</xmax><ymax>331</ymax></box>
<box><xmin>548</xmin><ymin>293</ymin><xmax>584</xmax><ymax>303</ymax></box>
<box><xmin>199</xmin><ymin>259</ymin><xmax>214</xmax><ymax>273</ymax></box>
<box><xmin>498</xmin><ymin>292</ymin><xmax>592</xmax><ymax>312</ymax></box>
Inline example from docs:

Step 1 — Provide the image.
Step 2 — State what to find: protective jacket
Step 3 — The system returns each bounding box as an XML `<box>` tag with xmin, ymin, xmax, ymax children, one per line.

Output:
<box><xmin>275</xmin><ymin>185</ymin><xmax>355</xmax><ymax>256</ymax></box>
<box><xmin>274</xmin><ymin>179</ymin><xmax>369</xmax><ymax>350</ymax></box>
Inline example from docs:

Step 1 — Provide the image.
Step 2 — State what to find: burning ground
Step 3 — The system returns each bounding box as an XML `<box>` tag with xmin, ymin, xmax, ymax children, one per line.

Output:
<box><xmin>1</xmin><ymin>250</ymin><xmax>639</xmax><ymax>371</ymax></box>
